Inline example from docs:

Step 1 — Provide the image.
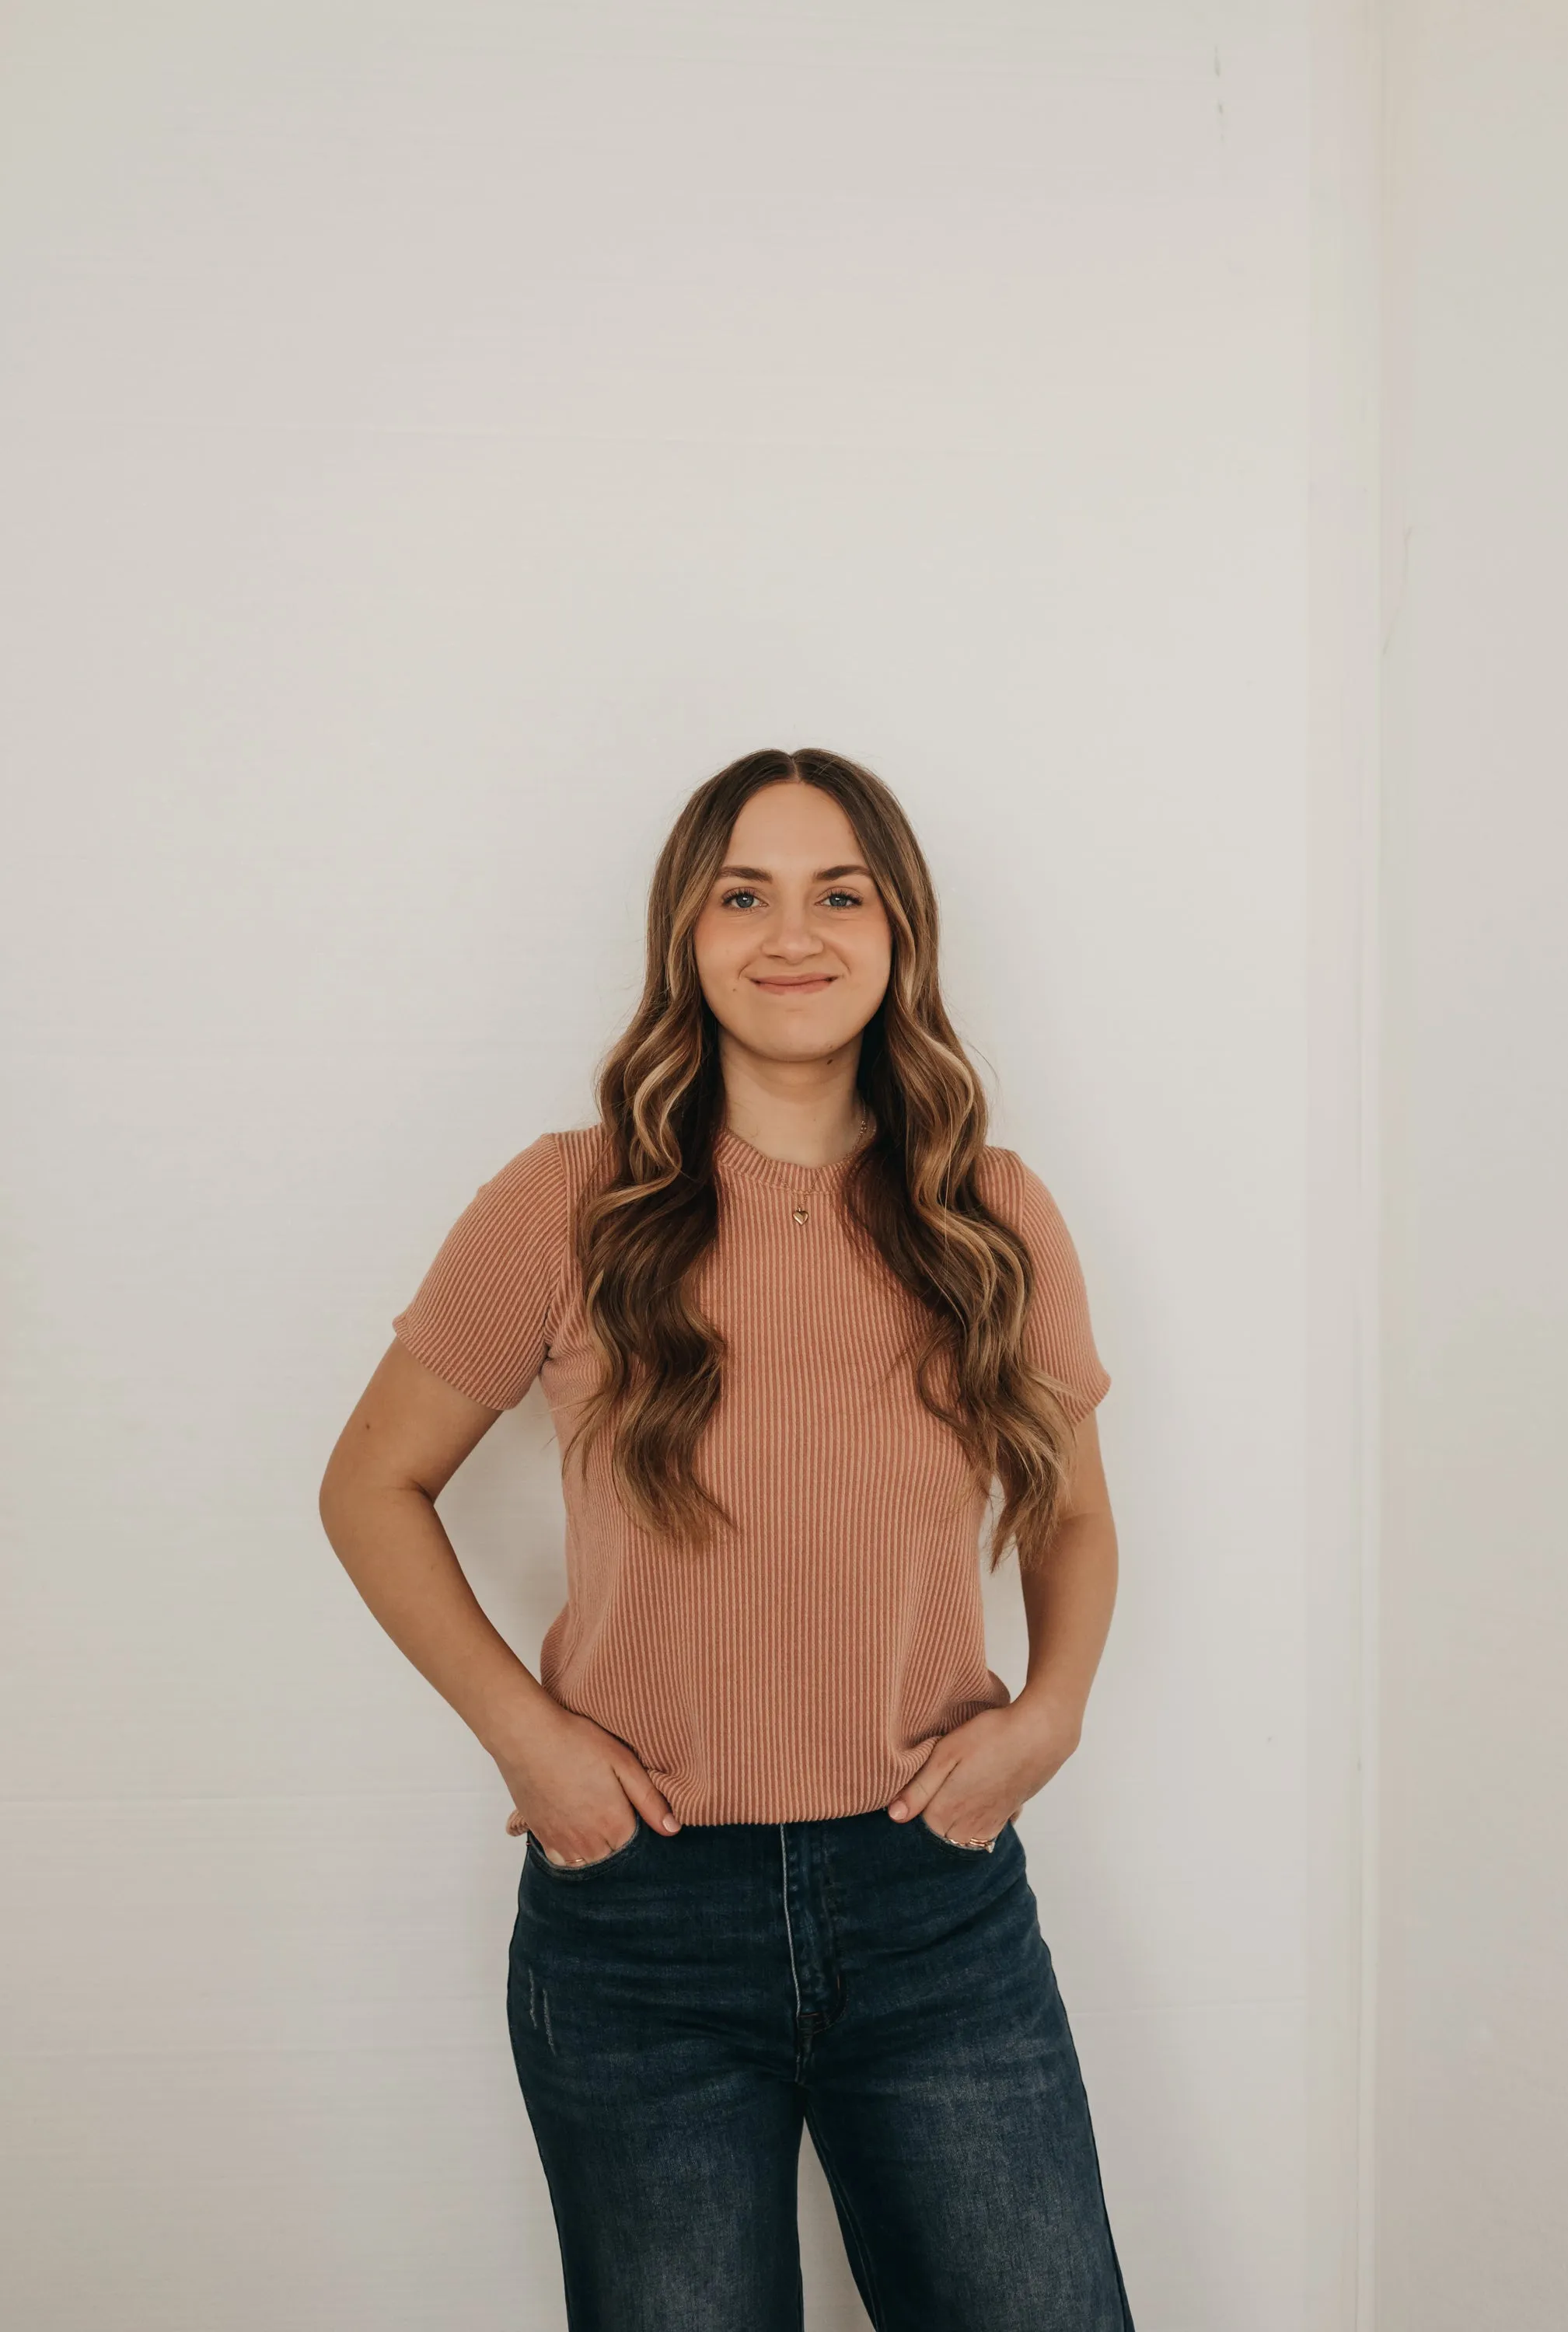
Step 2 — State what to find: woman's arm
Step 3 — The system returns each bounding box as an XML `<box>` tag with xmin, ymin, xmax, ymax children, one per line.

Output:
<box><xmin>886</xmin><ymin>1408</ymin><xmax>1119</xmax><ymax>1842</ymax></box>
<box><xmin>1014</xmin><ymin>1407</ymin><xmax>1119</xmax><ymax>1745</ymax></box>
<box><xmin>318</xmin><ymin>1339</ymin><xmax>681</xmax><ymax>1862</ymax></box>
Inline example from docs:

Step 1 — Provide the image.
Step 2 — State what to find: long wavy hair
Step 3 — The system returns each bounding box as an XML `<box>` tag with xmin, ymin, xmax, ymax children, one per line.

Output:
<box><xmin>559</xmin><ymin>747</ymin><xmax>1082</xmax><ymax>1570</ymax></box>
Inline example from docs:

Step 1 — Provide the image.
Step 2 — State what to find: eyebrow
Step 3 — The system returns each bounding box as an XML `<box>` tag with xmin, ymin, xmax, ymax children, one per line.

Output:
<box><xmin>716</xmin><ymin>863</ymin><xmax>873</xmax><ymax>882</ymax></box>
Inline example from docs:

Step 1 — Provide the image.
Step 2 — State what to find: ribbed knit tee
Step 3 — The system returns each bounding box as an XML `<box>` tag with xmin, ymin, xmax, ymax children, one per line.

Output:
<box><xmin>391</xmin><ymin>1121</ymin><xmax>1112</xmax><ymax>1826</ymax></box>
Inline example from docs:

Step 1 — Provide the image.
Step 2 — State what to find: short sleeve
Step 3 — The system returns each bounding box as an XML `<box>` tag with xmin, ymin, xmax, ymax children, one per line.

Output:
<box><xmin>391</xmin><ymin>1132</ymin><xmax>571</xmax><ymax>1410</ymax></box>
<box><xmin>977</xmin><ymin>1147</ymin><xmax>1112</xmax><ymax>1425</ymax></box>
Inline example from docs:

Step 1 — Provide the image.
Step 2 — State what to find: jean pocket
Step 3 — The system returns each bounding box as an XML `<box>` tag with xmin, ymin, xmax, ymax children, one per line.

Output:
<box><xmin>914</xmin><ymin>1813</ymin><xmax>1001</xmax><ymax>1859</ymax></box>
<box><xmin>525</xmin><ymin>1813</ymin><xmax>645</xmax><ymax>1880</ymax></box>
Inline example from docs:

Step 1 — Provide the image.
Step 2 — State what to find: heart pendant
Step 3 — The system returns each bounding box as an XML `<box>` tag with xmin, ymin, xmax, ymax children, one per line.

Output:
<box><xmin>792</xmin><ymin>1203</ymin><xmax>808</xmax><ymax>1225</ymax></box>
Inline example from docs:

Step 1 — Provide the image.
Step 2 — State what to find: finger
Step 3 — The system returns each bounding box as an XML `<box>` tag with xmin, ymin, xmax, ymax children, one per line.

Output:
<box><xmin>920</xmin><ymin>1781</ymin><xmax>1004</xmax><ymax>1844</ymax></box>
<box><xmin>543</xmin><ymin>1824</ymin><xmax>628</xmax><ymax>1867</ymax></box>
<box><xmin>614</xmin><ymin>1760</ymin><xmax>682</xmax><ymax>1836</ymax></box>
<box><xmin>886</xmin><ymin>1763</ymin><xmax>947</xmax><ymax>1819</ymax></box>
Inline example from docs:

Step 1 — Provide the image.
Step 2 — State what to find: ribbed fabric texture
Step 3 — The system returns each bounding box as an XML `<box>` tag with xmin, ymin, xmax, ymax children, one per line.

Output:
<box><xmin>391</xmin><ymin>1122</ymin><xmax>1111</xmax><ymax>1825</ymax></box>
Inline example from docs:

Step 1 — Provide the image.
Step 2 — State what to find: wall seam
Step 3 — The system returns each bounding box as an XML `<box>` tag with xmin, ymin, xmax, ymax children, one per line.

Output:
<box><xmin>1357</xmin><ymin>8</ymin><xmax>1387</xmax><ymax>2323</ymax></box>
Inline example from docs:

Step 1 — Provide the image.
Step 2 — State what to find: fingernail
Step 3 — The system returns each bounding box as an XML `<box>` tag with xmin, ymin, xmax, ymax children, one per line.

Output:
<box><xmin>545</xmin><ymin>1848</ymin><xmax>565</xmax><ymax>1866</ymax></box>
<box><xmin>662</xmin><ymin>1816</ymin><xmax>679</xmax><ymax>1834</ymax></box>
<box><xmin>889</xmin><ymin>1802</ymin><xmax>907</xmax><ymax>1820</ymax></box>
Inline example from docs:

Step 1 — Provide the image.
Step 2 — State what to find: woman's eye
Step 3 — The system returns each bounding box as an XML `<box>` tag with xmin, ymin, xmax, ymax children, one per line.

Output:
<box><xmin>716</xmin><ymin>886</ymin><xmax>864</xmax><ymax>911</ymax></box>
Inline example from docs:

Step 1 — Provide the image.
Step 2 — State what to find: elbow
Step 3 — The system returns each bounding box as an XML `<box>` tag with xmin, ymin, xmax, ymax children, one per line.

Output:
<box><xmin>317</xmin><ymin>1445</ymin><xmax>359</xmax><ymax>1541</ymax></box>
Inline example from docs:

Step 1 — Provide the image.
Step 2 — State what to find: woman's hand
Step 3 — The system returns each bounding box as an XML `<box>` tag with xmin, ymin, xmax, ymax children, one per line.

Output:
<box><xmin>492</xmin><ymin>1697</ymin><xmax>681</xmax><ymax>1866</ymax></box>
<box><xmin>886</xmin><ymin>1696</ymin><xmax>1083</xmax><ymax>1847</ymax></box>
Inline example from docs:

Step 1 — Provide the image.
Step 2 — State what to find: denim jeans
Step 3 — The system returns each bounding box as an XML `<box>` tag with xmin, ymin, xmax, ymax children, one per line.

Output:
<box><xmin>507</xmin><ymin>1806</ymin><xmax>1134</xmax><ymax>2331</ymax></box>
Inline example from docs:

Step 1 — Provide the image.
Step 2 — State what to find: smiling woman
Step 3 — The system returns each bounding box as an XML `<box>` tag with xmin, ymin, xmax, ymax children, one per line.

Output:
<box><xmin>692</xmin><ymin>787</ymin><xmax>893</xmax><ymax>1164</ymax></box>
<box><xmin>319</xmin><ymin>746</ymin><xmax>1132</xmax><ymax>2330</ymax></box>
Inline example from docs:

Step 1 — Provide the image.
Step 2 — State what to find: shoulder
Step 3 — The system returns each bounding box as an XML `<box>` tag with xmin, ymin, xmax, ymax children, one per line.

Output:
<box><xmin>971</xmin><ymin>1143</ymin><xmax>1060</xmax><ymax>1222</ymax></box>
<box><xmin>970</xmin><ymin>1143</ymin><xmax>1111</xmax><ymax>1411</ymax></box>
<box><xmin>393</xmin><ymin>1130</ymin><xmax>588</xmax><ymax>1408</ymax></box>
<box><xmin>971</xmin><ymin>1144</ymin><xmax>1091</xmax><ymax>1272</ymax></box>
<box><xmin>549</xmin><ymin>1122</ymin><xmax>614</xmax><ymax>1191</ymax></box>
<box><xmin>468</xmin><ymin>1123</ymin><xmax>609</xmax><ymax>1205</ymax></box>
<box><xmin>455</xmin><ymin>1127</ymin><xmax>565</xmax><ymax>1218</ymax></box>
<box><xmin>454</xmin><ymin>1124</ymin><xmax>622</xmax><ymax>1251</ymax></box>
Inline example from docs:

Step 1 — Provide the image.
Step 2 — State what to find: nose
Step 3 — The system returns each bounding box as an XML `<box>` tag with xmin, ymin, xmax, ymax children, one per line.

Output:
<box><xmin>763</xmin><ymin>902</ymin><xmax>826</xmax><ymax>960</ymax></box>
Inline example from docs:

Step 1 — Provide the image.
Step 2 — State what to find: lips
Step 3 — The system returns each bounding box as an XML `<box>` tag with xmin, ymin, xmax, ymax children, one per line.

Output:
<box><xmin>753</xmin><ymin>976</ymin><xmax>834</xmax><ymax>992</ymax></box>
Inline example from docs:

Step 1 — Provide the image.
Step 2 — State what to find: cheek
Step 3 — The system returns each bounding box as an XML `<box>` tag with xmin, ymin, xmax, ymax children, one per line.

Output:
<box><xmin>849</xmin><ymin>930</ymin><xmax>893</xmax><ymax>995</ymax></box>
<box><xmin>693</xmin><ymin>920</ymin><xmax>749</xmax><ymax>996</ymax></box>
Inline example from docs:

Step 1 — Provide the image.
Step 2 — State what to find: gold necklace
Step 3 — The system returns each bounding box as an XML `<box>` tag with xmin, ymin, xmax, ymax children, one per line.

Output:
<box><xmin>792</xmin><ymin>1098</ymin><xmax>868</xmax><ymax>1227</ymax></box>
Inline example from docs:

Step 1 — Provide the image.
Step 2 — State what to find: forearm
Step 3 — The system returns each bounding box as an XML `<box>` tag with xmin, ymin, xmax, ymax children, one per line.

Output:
<box><xmin>318</xmin><ymin>1477</ymin><xmax>548</xmax><ymax>1758</ymax></box>
<box><xmin>1014</xmin><ymin>1507</ymin><xmax>1119</xmax><ymax>1740</ymax></box>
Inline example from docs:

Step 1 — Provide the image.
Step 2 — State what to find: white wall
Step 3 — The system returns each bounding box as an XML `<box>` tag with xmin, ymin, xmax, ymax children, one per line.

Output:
<box><xmin>1376</xmin><ymin>4</ymin><xmax>1568</xmax><ymax>2323</ymax></box>
<box><xmin>2</xmin><ymin>8</ymin><xmax>1350</xmax><ymax>2328</ymax></box>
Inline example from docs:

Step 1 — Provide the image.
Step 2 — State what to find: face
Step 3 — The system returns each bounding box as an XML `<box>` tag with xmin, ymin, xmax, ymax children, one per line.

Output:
<box><xmin>692</xmin><ymin>782</ymin><xmax>893</xmax><ymax>1070</ymax></box>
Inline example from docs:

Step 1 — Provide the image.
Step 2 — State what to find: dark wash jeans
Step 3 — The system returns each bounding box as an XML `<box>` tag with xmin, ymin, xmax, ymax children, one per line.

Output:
<box><xmin>507</xmin><ymin>1805</ymin><xmax>1134</xmax><ymax>2331</ymax></box>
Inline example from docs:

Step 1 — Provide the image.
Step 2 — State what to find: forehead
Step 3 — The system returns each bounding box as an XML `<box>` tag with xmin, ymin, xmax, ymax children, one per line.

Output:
<box><xmin>721</xmin><ymin>782</ymin><xmax>864</xmax><ymax>863</ymax></box>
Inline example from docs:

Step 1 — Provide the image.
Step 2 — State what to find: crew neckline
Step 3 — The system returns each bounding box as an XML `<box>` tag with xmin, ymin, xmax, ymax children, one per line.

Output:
<box><xmin>714</xmin><ymin>1116</ymin><xmax>875</xmax><ymax>1190</ymax></box>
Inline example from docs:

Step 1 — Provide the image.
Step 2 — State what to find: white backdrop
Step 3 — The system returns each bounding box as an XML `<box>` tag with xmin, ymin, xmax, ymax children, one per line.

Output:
<box><xmin>2</xmin><ymin>6</ymin><xmax>1353</xmax><ymax>2327</ymax></box>
<box><xmin>1376</xmin><ymin>3</ymin><xmax>1568</xmax><ymax>2324</ymax></box>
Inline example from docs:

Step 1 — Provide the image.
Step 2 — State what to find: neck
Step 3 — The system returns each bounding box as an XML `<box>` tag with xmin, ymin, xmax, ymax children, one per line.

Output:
<box><xmin>718</xmin><ymin>1065</ymin><xmax>868</xmax><ymax>1172</ymax></box>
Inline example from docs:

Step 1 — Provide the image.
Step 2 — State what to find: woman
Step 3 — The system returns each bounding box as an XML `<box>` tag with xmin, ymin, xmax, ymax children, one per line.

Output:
<box><xmin>319</xmin><ymin>747</ymin><xmax>1133</xmax><ymax>2330</ymax></box>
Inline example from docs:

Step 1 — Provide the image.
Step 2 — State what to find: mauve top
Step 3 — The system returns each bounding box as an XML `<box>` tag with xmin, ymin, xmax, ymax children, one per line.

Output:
<box><xmin>392</xmin><ymin>1121</ymin><xmax>1111</xmax><ymax>1824</ymax></box>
